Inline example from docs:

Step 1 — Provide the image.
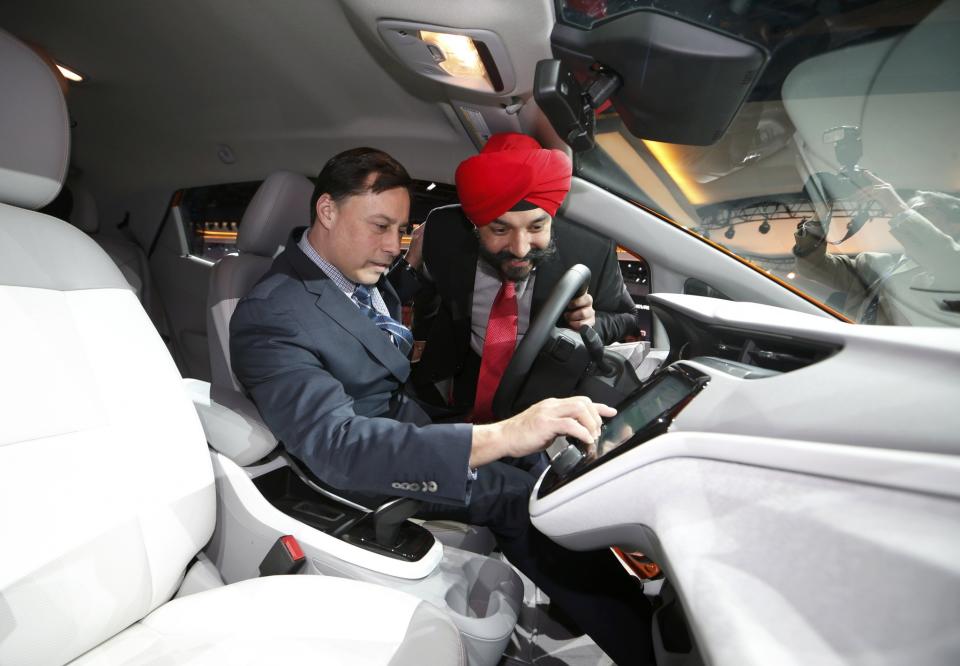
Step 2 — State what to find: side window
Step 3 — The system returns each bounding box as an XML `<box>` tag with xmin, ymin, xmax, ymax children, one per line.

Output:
<box><xmin>170</xmin><ymin>178</ymin><xmax>453</xmax><ymax>264</ymax></box>
<box><xmin>175</xmin><ymin>181</ymin><xmax>262</xmax><ymax>262</ymax></box>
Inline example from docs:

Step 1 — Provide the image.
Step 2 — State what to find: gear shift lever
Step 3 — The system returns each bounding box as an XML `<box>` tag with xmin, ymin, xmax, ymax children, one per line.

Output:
<box><xmin>372</xmin><ymin>497</ymin><xmax>422</xmax><ymax>547</ymax></box>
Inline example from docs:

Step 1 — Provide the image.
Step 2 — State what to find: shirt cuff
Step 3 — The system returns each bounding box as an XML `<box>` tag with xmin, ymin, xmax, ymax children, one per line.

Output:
<box><xmin>465</xmin><ymin>466</ymin><xmax>478</xmax><ymax>504</ymax></box>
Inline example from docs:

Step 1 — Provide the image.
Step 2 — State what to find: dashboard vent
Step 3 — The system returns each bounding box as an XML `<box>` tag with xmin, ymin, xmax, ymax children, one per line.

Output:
<box><xmin>715</xmin><ymin>332</ymin><xmax>836</xmax><ymax>372</ymax></box>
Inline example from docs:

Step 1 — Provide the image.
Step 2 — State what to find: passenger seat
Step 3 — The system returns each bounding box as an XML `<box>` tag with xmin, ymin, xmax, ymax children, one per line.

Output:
<box><xmin>0</xmin><ymin>26</ymin><xmax>464</xmax><ymax>666</ymax></box>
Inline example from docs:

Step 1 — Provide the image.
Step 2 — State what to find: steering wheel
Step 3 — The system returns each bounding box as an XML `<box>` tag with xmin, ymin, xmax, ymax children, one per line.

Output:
<box><xmin>491</xmin><ymin>264</ymin><xmax>591</xmax><ymax>420</ymax></box>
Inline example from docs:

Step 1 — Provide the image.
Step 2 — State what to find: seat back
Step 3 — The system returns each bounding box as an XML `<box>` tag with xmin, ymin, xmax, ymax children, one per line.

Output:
<box><xmin>207</xmin><ymin>171</ymin><xmax>314</xmax><ymax>392</ymax></box>
<box><xmin>69</xmin><ymin>177</ymin><xmax>153</xmax><ymax>308</ymax></box>
<box><xmin>0</xmin><ymin>28</ymin><xmax>215</xmax><ymax>665</ymax></box>
<box><xmin>203</xmin><ymin>171</ymin><xmax>313</xmax><ymax>465</ymax></box>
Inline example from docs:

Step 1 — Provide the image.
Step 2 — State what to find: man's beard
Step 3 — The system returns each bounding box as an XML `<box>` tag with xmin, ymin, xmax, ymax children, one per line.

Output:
<box><xmin>477</xmin><ymin>233</ymin><xmax>558</xmax><ymax>282</ymax></box>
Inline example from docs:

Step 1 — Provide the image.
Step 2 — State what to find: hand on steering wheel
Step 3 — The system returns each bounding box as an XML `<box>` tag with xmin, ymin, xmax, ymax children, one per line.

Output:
<box><xmin>564</xmin><ymin>291</ymin><xmax>596</xmax><ymax>330</ymax></box>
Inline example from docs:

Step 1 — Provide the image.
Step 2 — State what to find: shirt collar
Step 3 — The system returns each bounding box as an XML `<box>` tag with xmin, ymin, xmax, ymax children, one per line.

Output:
<box><xmin>297</xmin><ymin>231</ymin><xmax>358</xmax><ymax>298</ymax></box>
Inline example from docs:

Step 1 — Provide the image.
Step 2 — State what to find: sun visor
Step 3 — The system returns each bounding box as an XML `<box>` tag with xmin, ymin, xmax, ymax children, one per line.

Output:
<box><xmin>550</xmin><ymin>11</ymin><xmax>766</xmax><ymax>147</ymax></box>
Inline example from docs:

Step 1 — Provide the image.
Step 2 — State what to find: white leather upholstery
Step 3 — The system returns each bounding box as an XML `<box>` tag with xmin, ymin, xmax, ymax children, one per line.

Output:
<box><xmin>67</xmin><ymin>179</ymin><xmax>151</xmax><ymax>306</ymax></box>
<box><xmin>0</xmin><ymin>207</ymin><xmax>217</xmax><ymax>666</ymax></box>
<box><xmin>184</xmin><ymin>378</ymin><xmax>278</xmax><ymax>466</ymax></box>
<box><xmin>204</xmin><ymin>171</ymin><xmax>313</xmax><ymax>465</ymax></box>
<box><xmin>236</xmin><ymin>170</ymin><xmax>315</xmax><ymax>255</ymax></box>
<box><xmin>0</xmin><ymin>28</ymin><xmax>69</xmax><ymax>208</ymax></box>
<box><xmin>208</xmin><ymin>171</ymin><xmax>313</xmax><ymax>394</ymax></box>
<box><xmin>0</xmin><ymin>27</ymin><xmax>464</xmax><ymax>666</ymax></box>
<box><xmin>71</xmin><ymin>576</ymin><xmax>464</xmax><ymax>666</ymax></box>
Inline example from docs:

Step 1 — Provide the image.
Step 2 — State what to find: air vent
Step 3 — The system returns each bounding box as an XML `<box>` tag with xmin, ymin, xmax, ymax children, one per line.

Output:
<box><xmin>715</xmin><ymin>334</ymin><xmax>837</xmax><ymax>372</ymax></box>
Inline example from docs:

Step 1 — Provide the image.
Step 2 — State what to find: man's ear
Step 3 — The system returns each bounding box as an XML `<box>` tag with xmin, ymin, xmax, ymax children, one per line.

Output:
<box><xmin>315</xmin><ymin>193</ymin><xmax>337</xmax><ymax>229</ymax></box>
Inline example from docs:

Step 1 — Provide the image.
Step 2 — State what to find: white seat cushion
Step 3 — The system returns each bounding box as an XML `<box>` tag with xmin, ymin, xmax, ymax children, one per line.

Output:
<box><xmin>71</xmin><ymin>575</ymin><xmax>464</xmax><ymax>665</ymax></box>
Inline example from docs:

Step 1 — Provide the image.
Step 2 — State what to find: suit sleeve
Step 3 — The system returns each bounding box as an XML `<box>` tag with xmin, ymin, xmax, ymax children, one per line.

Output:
<box><xmin>590</xmin><ymin>239</ymin><xmax>640</xmax><ymax>344</ymax></box>
<box><xmin>230</xmin><ymin>298</ymin><xmax>473</xmax><ymax>505</ymax></box>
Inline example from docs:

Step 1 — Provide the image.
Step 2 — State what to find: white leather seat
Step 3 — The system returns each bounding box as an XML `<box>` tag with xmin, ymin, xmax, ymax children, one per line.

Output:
<box><xmin>207</xmin><ymin>170</ymin><xmax>314</xmax><ymax>396</ymax></box>
<box><xmin>71</xmin><ymin>576</ymin><xmax>459</xmax><ymax>665</ymax></box>
<box><xmin>69</xmin><ymin>177</ymin><xmax>152</xmax><ymax>309</ymax></box>
<box><xmin>0</xmin><ymin>26</ymin><xmax>464</xmax><ymax>666</ymax></box>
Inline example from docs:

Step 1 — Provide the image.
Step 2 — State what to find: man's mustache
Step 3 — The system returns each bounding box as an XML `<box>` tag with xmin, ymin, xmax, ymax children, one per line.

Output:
<box><xmin>486</xmin><ymin>244</ymin><xmax>555</xmax><ymax>265</ymax></box>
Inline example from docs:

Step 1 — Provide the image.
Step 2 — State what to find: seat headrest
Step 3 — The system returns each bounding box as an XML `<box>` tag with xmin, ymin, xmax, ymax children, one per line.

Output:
<box><xmin>238</xmin><ymin>171</ymin><xmax>314</xmax><ymax>256</ymax></box>
<box><xmin>0</xmin><ymin>29</ymin><xmax>70</xmax><ymax>209</ymax></box>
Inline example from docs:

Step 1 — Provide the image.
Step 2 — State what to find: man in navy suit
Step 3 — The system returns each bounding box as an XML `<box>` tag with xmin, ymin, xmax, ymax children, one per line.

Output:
<box><xmin>231</xmin><ymin>147</ymin><xmax>654</xmax><ymax>665</ymax></box>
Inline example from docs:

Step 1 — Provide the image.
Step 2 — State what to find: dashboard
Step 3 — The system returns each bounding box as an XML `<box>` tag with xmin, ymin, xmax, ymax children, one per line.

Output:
<box><xmin>539</xmin><ymin>363</ymin><xmax>709</xmax><ymax>497</ymax></box>
<box><xmin>530</xmin><ymin>294</ymin><xmax>960</xmax><ymax>666</ymax></box>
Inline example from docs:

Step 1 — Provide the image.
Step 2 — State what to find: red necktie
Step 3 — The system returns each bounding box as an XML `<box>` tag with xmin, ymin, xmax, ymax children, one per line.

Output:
<box><xmin>472</xmin><ymin>281</ymin><xmax>518</xmax><ymax>423</ymax></box>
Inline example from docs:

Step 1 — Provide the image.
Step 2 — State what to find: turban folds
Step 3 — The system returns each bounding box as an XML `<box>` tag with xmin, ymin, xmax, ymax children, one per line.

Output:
<box><xmin>455</xmin><ymin>133</ymin><xmax>572</xmax><ymax>226</ymax></box>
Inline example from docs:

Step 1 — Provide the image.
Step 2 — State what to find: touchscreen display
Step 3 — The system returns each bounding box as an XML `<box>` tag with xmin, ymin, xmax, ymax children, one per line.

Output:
<box><xmin>589</xmin><ymin>375</ymin><xmax>693</xmax><ymax>458</ymax></box>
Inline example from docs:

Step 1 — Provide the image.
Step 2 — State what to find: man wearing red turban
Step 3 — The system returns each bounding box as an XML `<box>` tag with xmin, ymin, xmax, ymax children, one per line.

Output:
<box><xmin>389</xmin><ymin>134</ymin><xmax>653</xmax><ymax>664</ymax></box>
<box><xmin>400</xmin><ymin>132</ymin><xmax>640</xmax><ymax>420</ymax></box>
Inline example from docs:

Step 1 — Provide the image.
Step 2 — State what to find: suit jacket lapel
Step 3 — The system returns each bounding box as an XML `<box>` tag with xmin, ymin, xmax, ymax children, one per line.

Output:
<box><xmin>449</xmin><ymin>226</ymin><xmax>479</xmax><ymax>322</ymax></box>
<box><xmin>285</xmin><ymin>239</ymin><xmax>411</xmax><ymax>382</ymax></box>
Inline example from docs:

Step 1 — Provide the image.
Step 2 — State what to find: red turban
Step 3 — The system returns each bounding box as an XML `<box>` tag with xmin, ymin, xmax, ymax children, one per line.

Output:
<box><xmin>455</xmin><ymin>133</ymin><xmax>572</xmax><ymax>226</ymax></box>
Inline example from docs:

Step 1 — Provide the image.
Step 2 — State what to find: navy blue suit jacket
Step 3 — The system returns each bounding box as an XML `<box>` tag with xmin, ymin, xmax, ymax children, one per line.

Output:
<box><xmin>230</xmin><ymin>228</ymin><xmax>473</xmax><ymax>505</ymax></box>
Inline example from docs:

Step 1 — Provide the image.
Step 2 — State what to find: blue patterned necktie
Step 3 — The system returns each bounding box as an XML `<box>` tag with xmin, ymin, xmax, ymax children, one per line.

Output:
<box><xmin>353</xmin><ymin>284</ymin><xmax>414</xmax><ymax>357</ymax></box>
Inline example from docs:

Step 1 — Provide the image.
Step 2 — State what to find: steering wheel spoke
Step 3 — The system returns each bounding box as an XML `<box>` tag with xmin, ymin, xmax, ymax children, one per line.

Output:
<box><xmin>492</xmin><ymin>264</ymin><xmax>592</xmax><ymax>419</ymax></box>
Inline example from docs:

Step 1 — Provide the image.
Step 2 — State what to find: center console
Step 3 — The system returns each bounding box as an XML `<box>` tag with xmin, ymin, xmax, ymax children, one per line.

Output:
<box><xmin>539</xmin><ymin>363</ymin><xmax>710</xmax><ymax>497</ymax></box>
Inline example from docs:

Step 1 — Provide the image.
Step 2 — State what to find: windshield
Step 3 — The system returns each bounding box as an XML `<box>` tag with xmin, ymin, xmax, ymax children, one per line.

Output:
<box><xmin>565</xmin><ymin>0</ymin><xmax>960</xmax><ymax>327</ymax></box>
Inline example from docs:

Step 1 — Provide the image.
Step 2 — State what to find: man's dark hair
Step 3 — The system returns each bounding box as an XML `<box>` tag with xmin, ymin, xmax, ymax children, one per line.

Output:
<box><xmin>309</xmin><ymin>147</ymin><xmax>412</xmax><ymax>220</ymax></box>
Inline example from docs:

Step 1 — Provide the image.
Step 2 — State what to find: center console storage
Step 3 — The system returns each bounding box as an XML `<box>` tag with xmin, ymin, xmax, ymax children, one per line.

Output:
<box><xmin>253</xmin><ymin>466</ymin><xmax>435</xmax><ymax>562</ymax></box>
<box><xmin>206</xmin><ymin>451</ymin><xmax>522</xmax><ymax>666</ymax></box>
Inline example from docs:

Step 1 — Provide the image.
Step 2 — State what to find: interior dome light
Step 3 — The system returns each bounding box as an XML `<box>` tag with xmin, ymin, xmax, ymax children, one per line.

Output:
<box><xmin>56</xmin><ymin>63</ymin><xmax>84</xmax><ymax>83</ymax></box>
<box><xmin>419</xmin><ymin>31</ymin><xmax>491</xmax><ymax>88</ymax></box>
<box><xmin>377</xmin><ymin>21</ymin><xmax>514</xmax><ymax>95</ymax></box>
